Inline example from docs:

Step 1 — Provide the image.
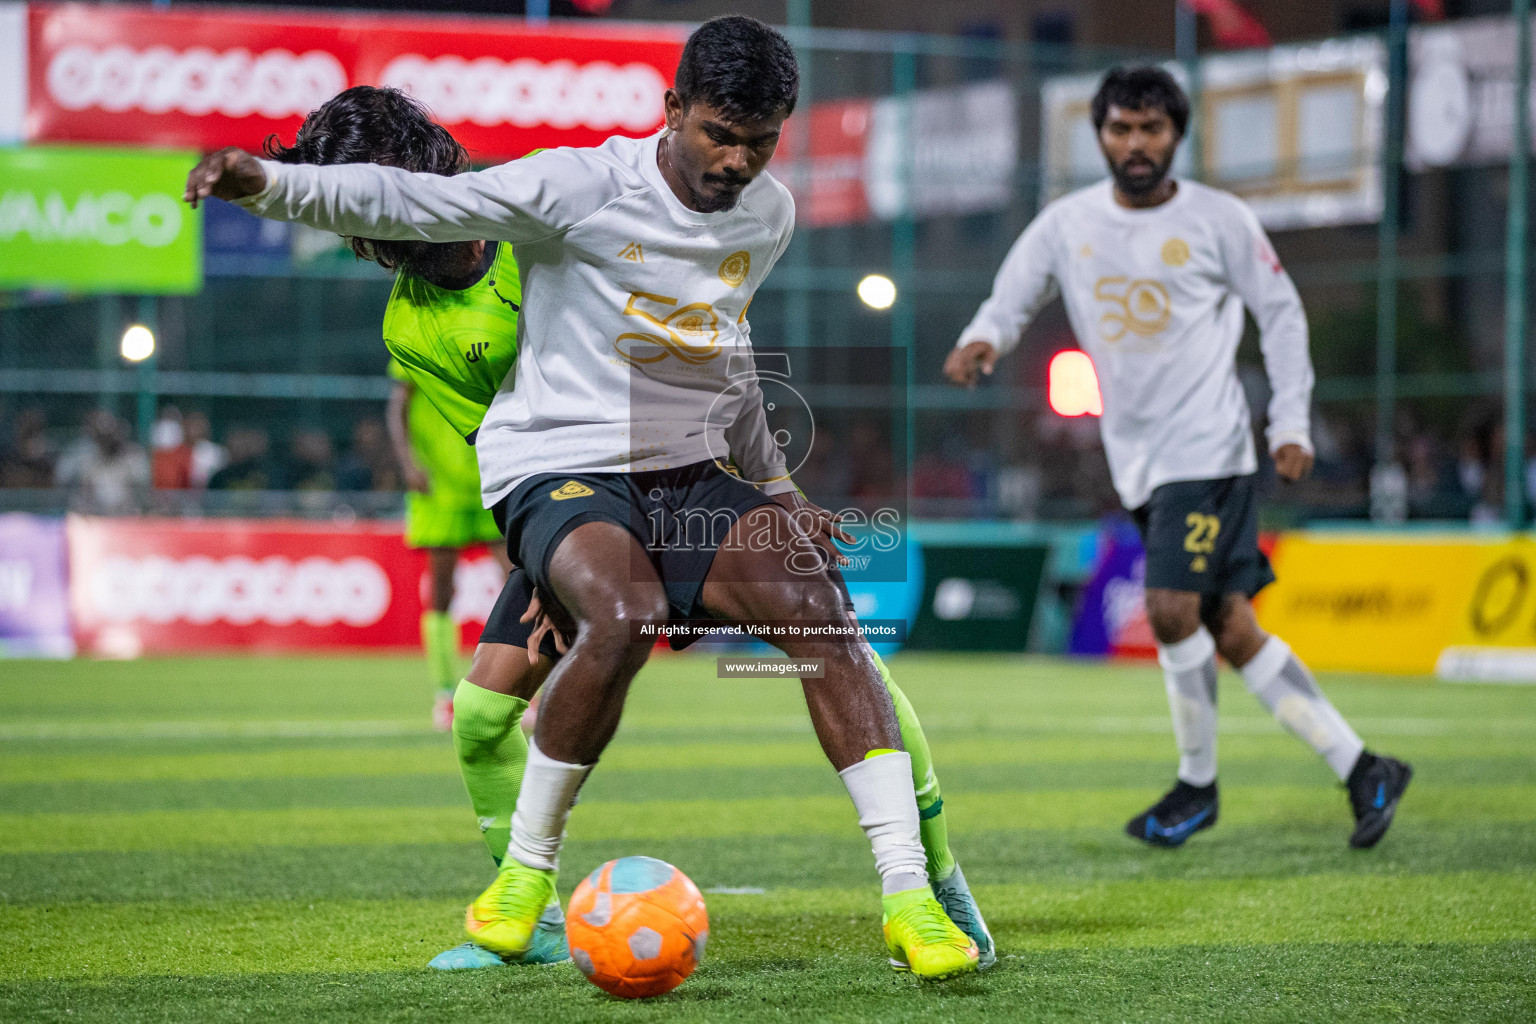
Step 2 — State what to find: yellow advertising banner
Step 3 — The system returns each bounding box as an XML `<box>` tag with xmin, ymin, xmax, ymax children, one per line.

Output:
<box><xmin>1255</xmin><ymin>532</ymin><xmax>1536</xmax><ymax>678</ymax></box>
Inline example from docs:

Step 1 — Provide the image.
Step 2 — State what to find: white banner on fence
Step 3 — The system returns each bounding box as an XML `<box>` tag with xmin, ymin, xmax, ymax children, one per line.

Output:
<box><xmin>866</xmin><ymin>80</ymin><xmax>1018</xmax><ymax>221</ymax></box>
<box><xmin>1042</xmin><ymin>37</ymin><xmax>1385</xmax><ymax>231</ymax></box>
<box><xmin>1408</xmin><ymin>15</ymin><xmax>1536</xmax><ymax>170</ymax></box>
<box><xmin>0</xmin><ymin>4</ymin><xmax>25</xmax><ymax>146</ymax></box>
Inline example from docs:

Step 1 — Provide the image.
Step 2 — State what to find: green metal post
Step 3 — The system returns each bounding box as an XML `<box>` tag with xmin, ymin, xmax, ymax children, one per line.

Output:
<box><xmin>785</xmin><ymin>0</ymin><xmax>812</xmax><ymax>353</ymax></box>
<box><xmin>1506</xmin><ymin>0</ymin><xmax>1532</xmax><ymax>527</ymax></box>
<box><xmin>96</xmin><ymin>295</ymin><xmax>119</xmax><ymax>414</ymax></box>
<box><xmin>1175</xmin><ymin>1</ymin><xmax>1202</xmax><ymax>182</ymax></box>
<box><xmin>892</xmin><ymin>50</ymin><xmax>917</xmax><ymax>502</ymax></box>
<box><xmin>135</xmin><ymin>295</ymin><xmax>158</xmax><ymax>447</ymax></box>
<box><xmin>1374</xmin><ymin>0</ymin><xmax>1409</xmax><ymax>493</ymax></box>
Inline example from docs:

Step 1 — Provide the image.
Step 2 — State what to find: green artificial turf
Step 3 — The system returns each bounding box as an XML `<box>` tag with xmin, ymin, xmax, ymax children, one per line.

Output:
<box><xmin>1</xmin><ymin>653</ymin><xmax>1532</xmax><ymax>1022</ymax></box>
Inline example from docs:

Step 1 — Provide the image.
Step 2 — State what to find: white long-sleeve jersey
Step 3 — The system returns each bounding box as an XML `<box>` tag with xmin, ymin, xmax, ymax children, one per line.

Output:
<box><xmin>237</xmin><ymin>132</ymin><xmax>796</xmax><ymax>507</ymax></box>
<box><xmin>957</xmin><ymin>178</ymin><xmax>1314</xmax><ymax>510</ymax></box>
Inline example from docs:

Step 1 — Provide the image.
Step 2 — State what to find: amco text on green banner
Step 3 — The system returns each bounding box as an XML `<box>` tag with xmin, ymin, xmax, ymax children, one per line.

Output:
<box><xmin>0</xmin><ymin>147</ymin><xmax>202</xmax><ymax>295</ymax></box>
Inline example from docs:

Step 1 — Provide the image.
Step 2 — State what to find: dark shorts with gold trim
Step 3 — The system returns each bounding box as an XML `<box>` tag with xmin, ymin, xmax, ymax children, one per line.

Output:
<box><xmin>492</xmin><ymin>460</ymin><xmax>779</xmax><ymax>622</ymax></box>
<box><xmin>1129</xmin><ymin>473</ymin><xmax>1275</xmax><ymax>599</ymax></box>
<box><xmin>477</xmin><ymin>566</ymin><xmax>564</xmax><ymax>659</ymax></box>
<box><xmin>478</xmin><ymin>562</ymin><xmax>857</xmax><ymax>656</ymax></box>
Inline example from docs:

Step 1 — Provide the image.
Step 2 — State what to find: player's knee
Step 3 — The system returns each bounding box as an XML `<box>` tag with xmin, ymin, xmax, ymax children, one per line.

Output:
<box><xmin>1145</xmin><ymin>590</ymin><xmax>1200</xmax><ymax>645</ymax></box>
<box><xmin>776</xmin><ymin>576</ymin><xmax>845</xmax><ymax>629</ymax></box>
<box><xmin>576</xmin><ymin>585</ymin><xmax>667</xmax><ymax>661</ymax></box>
<box><xmin>1211</xmin><ymin>602</ymin><xmax>1267</xmax><ymax>666</ymax></box>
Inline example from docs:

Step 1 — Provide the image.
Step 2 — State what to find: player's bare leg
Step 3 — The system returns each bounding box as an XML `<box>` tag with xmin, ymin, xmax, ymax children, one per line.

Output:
<box><xmin>1124</xmin><ymin>588</ymin><xmax>1223</xmax><ymax>845</ymax></box>
<box><xmin>433</xmin><ymin>640</ymin><xmax>567</xmax><ymax>970</ymax></box>
<box><xmin>465</xmin><ymin>522</ymin><xmax>665</xmax><ymax>958</ymax></box>
<box><xmin>1130</xmin><ymin>588</ymin><xmax>1410</xmax><ymax>848</ymax></box>
<box><xmin>698</xmin><ymin>504</ymin><xmax>978</xmax><ymax>979</ymax></box>
<box><xmin>864</xmin><ymin>648</ymin><xmax>996</xmax><ymax>966</ymax></box>
<box><xmin>1204</xmin><ymin>594</ymin><xmax>1411</xmax><ymax>848</ymax></box>
<box><xmin>423</xmin><ymin>547</ymin><xmax>463</xmax><ymax>731</ymax></box>
<box><xmin>437</xmin><ymin>564</ymin><xmax>569</xmax><ymax>970</ymax></box>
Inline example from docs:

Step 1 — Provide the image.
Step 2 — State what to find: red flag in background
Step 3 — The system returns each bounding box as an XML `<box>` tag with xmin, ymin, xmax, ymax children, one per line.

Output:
<box><xmin>1410</xmin><ymin>0</ymin><xmax>1445</xmax><ymax>19</ymax></box>
<box><xmin>1185</xmin><ymin>0</ymin><xmax>1272</xmax><ymax>49</ymax></box>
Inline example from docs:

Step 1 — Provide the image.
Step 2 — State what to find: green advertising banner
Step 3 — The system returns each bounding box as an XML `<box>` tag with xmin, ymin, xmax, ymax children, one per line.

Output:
<box><xmin>0</xmin><ymin>147</ymin><xmax>202</xmax><ymax>295</ymax></box>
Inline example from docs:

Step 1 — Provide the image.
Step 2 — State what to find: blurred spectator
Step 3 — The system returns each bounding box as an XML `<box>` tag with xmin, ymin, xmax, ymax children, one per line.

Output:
<box><xmin>912</xmin><ymin>436</ymin><xmax>972</xmax><ymax>499</ymax></box>
<box><xmin>996</xmin><ymin>462</ymin><xmax>1042</xmax><ymax>520</ymax></box>
<box><xmin>0</xmin><ymin>407</ymin><xmax>57</xmax><ymax>488</ymax></box>
<box><xmin>1458</xmin><ymin>437</ymin><xmax>1487</xmax><ymax>500</ymax></box>
<box><xmin>1404</xmin><ymin>431</ymin><xmax>1460</xmax><ymax>516</ymax></box>
<box><xmin>209</xmin><ymin>427</ymin><xmax>276</xmax><ymax>490</ymax></box>
<box><xmin>289</xmin><ymin>429</ymin><xmax>336</xmax><ymax>491</ymax></box>
<box><xmin>54</xmin><ymin>409</ymin><xmax>150</xmax><ymax>513</ymax></box>
<box><xmin>150</xmin><ymin>406</ymin><xmax>193</xmax><ymax>490</ymax></box>
<box><xmin>796</xmin><ymin>424</ymin><xmax>849</xmax><ymax>501</ymax></box>
<box><xmin>185</xmin><ymin>411</ymin><xmax>228</xmax><ymax>489</ymax></box>
<box><xmin>337</xmin><ymin>418</ymin><xmax>403</xmax><ymax>491</ymax></box>
<box><xmin>843</xmin><ymin>418</ymin><xmax>894</xmax><ymax>503</ymax></box>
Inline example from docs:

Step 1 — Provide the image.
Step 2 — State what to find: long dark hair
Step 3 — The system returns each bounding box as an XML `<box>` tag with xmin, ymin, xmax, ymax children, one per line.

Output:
<box><xmin>264</xmin><ymin>86</ymin><xmax>470</xmax><ymax>277</ymax></box>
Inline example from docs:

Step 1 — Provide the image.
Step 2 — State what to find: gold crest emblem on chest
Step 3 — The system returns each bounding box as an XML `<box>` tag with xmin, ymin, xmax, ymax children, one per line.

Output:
<box><xmin>719</xmin><ymin>251</ymin><xmax>751</xmax><ymax>287</ymax></box>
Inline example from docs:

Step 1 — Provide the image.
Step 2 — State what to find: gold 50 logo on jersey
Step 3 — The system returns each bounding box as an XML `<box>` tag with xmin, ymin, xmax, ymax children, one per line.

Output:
<box><xmin>614</xmin><ymin>291</ymin><xmax>722</xmax><ymax>365</ymax></box>
<box><xmin>1094</xmin><ymin>276</ymin><xmax>1172</xmax><ymax>341</ymax></box>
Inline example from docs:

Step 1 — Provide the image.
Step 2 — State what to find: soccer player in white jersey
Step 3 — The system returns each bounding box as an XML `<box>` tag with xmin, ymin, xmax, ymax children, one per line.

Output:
<box><xmin>186</xmin><ymin>17</ymin><xmax>979</xmax><ymax>980</ymax></box>
<box><xmin>945</xmin><ymin>67</ymin><xmax>1411</xmax><ymax>850</ymax></box>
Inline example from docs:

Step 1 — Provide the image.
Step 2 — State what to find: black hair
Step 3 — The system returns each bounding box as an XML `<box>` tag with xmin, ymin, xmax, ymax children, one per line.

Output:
<box><xmin>674</xmin><ymin>15</ymin><xmax>799</xmax><ymax>121</ymax></box>
<box><xmin>264</xmin><ymin>86</ymin><xmax>469</xmax><ymax>275</ymax></box>
<box><xmin>1090</xmin><ymin>66</ymin><xmax>1190</xmax><ymax>137</ymax></box>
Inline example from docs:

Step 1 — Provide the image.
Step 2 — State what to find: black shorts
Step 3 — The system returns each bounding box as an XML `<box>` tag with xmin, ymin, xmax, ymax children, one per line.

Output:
<box><xmin>1130</xmin><ymin>473</ymin><xmax>1275</xmax><ymax>599</ymax></box>
<box><xmin>492</xmin><ymin>460</ymin><xmax>778</xmax><ymax>622</ymax></box>
<box><xmin>477</xmin><ymin>566</ymin><xmax>564</xmax><ymax>659</ymax></box>
<box><xmin>480</xmin><ymin>560</ymin><xmax>859</xmax><ymax>658</ymax></box>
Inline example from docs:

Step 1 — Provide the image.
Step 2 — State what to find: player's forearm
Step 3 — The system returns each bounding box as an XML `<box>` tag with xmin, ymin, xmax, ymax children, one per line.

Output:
<box><xmin>957</xmin><ymin>226</ymin><xmax>1056</xmax><ymax>357</ymax></box>
<box><xmin>385</xmin><ymin>386</ymin><xmax>418</xmax><ymax>471</ymax></box>
<box><xmin>1258</xmin><ymin>317</ymin><xmax>1315</xmax><ymax>453</ymax></box>
<box><xmin>236</xmin><ymin>160</ymin><xmax>534</xmax><ymax>244</ymax></box>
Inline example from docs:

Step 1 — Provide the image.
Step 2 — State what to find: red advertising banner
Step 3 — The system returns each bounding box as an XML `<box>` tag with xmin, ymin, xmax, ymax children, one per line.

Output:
<box><xmin>774</xmin><ymin>97</ymin><xmax>874</xmax><ymax>228</ymax></box>
<box><xmin>28</xmin><ymin>3</ymin><xmax>686</xmax><ymax>160</ymax></box>
<box><xmin>66</xmin><ymin>516</ymin><xmax>502</xmax><ymax>656</ymax></box>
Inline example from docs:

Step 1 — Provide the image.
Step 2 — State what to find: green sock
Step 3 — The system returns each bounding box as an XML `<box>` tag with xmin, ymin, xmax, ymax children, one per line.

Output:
<box><xmin>451</xmin><ymin>679</ymin><xmax>531</xmax><ymax>865</ymax></box>
<box><xmin>421</xmin><ymin>610</ymin><xmax>459</xmax><ymax>691</ymax></box>
<box><xmin>875</xmin><ymin>652</ymin><xmax>958</xmax><ymax>882</ymax></box>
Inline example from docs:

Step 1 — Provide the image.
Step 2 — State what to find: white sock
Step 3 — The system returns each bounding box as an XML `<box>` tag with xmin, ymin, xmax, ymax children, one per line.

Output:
<box><xmin>505</xmin><ymin>739</ymin><xmax>593</xmax><ymax>872</ymax></box>
<box><xmin>1158</xmin><ymin>626</ymin><xmax>1219</xmax><ymax>787</ymax></box>
<box><xmin>838</xmin><ymin>751</ymin><xmax>929</xmax><ymax>895</ymax></box>
<box><xmin>1241</xmin><ymin>636</ymin><xmax>1364</xmax><ymax>780</ymax></box>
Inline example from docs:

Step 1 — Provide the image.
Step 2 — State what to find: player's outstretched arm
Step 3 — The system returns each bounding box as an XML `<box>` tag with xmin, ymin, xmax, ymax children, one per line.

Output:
<box><xmin>185</xmin><ymin>146</ymin><xmax>580</xmax><ymax>245</ymax></box>
<box><xmin>1220</xmin><ymin>200</ymin><xmax>1316</xmax><ymax>482</ymax></box>
<box><xmin>385</xmin><ymin>381</ymin><xmax>431</xmax><ymax>494</ymax></box>
<box><xmin>945</xmin><ymin>210</ymin><xmax>1060</xmax><ymax>387</ymax></box>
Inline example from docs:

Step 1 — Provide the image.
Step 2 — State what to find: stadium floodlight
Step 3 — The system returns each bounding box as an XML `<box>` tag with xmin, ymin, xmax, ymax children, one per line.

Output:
<box><xmin>1048</xmin><ymin>349</ymin><xmax>1102</xmax><ymax>417</ymax></box>
<box><xmin>857</xmin><ymin>274</ymin><xmax>897</xmax><ymax>310</ymax></box>
<box><xmin>120</xmin><ymin>324</ymin><xmax>156</xmax><ymax>363</ymax></box>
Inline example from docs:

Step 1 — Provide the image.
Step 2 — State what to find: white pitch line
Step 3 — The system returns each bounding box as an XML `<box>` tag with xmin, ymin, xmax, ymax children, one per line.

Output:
<box><xmin>0</xmin><ymin>720</ymin><xmax>431</xmax><ymax>741</ymax></box>
<box><xmin>0</xmin><ymin>715</ymin><xmax>1530</xmax><ymax>744</ymax></box>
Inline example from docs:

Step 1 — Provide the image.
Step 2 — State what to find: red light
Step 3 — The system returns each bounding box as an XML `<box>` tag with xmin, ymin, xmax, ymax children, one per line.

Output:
<box><xmin>1048</xmin><ymin>350</ymin><xmax>1102</xmax><ymax>417</ymax></box>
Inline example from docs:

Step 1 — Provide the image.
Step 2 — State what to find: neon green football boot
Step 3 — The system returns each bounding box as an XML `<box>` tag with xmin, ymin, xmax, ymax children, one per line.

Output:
<box><xmin>464</xmin><ymin>859</ymin><xmax>558</xmax><ymax>959</ymax></box>
<box><xmin>882</xmin><ymin>887</ymin><xmax>980</xmax><ymax>980</ymax></box>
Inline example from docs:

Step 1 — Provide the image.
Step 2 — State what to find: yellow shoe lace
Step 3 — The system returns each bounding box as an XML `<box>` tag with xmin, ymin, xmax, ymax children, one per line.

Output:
<box><xmin>900</xmin><ymin>898</ymin><xmax>964</xmax><ymax>948</ymax></box>
<box><xmin>486</xmin><ymin>865</ymin><xmax>551</xmax><ymax>920</ymax></box>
